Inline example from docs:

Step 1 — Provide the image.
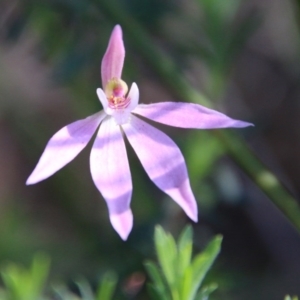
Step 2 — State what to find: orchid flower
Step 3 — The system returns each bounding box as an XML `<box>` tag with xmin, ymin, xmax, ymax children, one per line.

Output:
<box><xmin>26</xmin><ymin>25</ymin><xmax>252</xmax><ymax>240</ymax></box>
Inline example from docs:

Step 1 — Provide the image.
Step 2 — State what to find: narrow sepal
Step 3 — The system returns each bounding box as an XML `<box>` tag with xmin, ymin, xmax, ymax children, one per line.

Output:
<box><xmin>123</xmin><ymin>115</ymin><xmax>198</xmax><ymax>221</ymax></box>
<box><xmin>133</xmin><ymin>102</ymin><xmax>253</xmax><ymax>129</ymax></box>
<box><xmin>26</xmin><ymin>112</ymin><xmax>105</xmax><ymax>185</ymax></box>
<box><xmin>90</xmin><ymin>117</ymin><xmax>133</xmax><ymax>240</ymax></box>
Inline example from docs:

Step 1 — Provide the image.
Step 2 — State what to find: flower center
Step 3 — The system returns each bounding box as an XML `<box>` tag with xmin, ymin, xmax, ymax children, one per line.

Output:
<box><xmin>105</xmin><ymin>78</ymin><xmax>129</xmax><ymax>109</ymax></box>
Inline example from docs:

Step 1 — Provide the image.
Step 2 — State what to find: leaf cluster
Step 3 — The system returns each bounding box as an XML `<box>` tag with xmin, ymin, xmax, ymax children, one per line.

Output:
<box><xmin>145</xmin><ymin>225</ymin><xmax>221</xmax><ymax>300</ymax></box>
<box><xmin>0</xmin><ymin>255</ymin><xmax>117</xmax><ymax>300</ymax></box>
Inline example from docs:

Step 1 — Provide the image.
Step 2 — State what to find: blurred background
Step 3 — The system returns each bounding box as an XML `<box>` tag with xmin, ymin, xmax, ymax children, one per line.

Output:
<box><xmin>1</xmin><ymin>0</ymin><xmax>300</xmax><ymax>299</ymax></box>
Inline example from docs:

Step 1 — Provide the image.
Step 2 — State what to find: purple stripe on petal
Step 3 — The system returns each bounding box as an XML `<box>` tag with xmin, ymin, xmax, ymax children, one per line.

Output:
<box><xmin>133</xmin><ymin>102</ymin><xmax>253</xmax><ymax>129</ymax></box>
<box><xmin>101</xmin><ymin>25</ymin><xmax>125</xmax><ymax>88</ymax></box>
<box><xmin>90</xmin><ymin>117</ymin><xmax>133</xmax><ymax>240</ymax></box>
<box><xmin>26</xmin><ymin>111</ymin><xmax>105</xmax><ymax>185</ymax></box>
<box><xmin>123</xmin><ymin>115</ymin><xmax>198</xmax><ymax>222</ymax></box>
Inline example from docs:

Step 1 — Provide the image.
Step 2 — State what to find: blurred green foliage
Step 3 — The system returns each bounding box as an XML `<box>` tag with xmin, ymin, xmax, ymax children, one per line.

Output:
<box><xmin>0</xmin><ymin>254</ymin><xmax>117</xmax><ymax>300</ymax></box>
<box><xmin>53</xmin><ymin>275</ymin><xmax>118</xmax><ymax>300</ymax></box>
<box><xmin>0</xmin><ymin>227</ymin><xmax>222</xmax><ymax>300</ymax></box>
<box><xmin>285</xmin><ymin>296</ymin><xmax>299</xmax><ymax>300</ymax></box>
<box><xmin>194</xmin><ymin>0</ymin><xmax>260</xmax><ymax>98</ymax></box>
<box><xmin>0</xmin><ymin>233</ymin><xmax>295</xmax><ymax>300</ymax></box>
<box><xmin>1</xmin><ymin>254</ymin><xmax>50</xmax><ymax>300</ymax></box>
<box><xmin>145</xmin><ymin>226</ymin><xmax>221</xmax><ymax>300</ymax></box>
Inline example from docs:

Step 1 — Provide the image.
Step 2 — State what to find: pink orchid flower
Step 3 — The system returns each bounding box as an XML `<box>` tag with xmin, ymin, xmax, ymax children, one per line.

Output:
<box><xmin>26</xmin><ymin>25</ymin><xmax>252</xmax><ymax>240</ymax></box>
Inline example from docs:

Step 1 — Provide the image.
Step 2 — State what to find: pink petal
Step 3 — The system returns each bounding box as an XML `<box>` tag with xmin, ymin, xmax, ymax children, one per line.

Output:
<box><xmin>126</xmin><ymin>82</ymin><xmax>139</xmax><ymax>112</ymax></box>
<box><xmin>133</xmin><ymin>102</ymin><xmax>253</xmax><ymax>129</ymax></box>
<box><xmin>90</xmin><ymin>117</ymin><xmax>133</xmax><ymax>240</ymax></box>
<box><xmin>101</xmin><ymin>25</ymin><xmax>125</xmax><ymax>88</ymax></box>
<box><xmin>26</xmin><ymin>112</ymin><xmax>105</xmax><ymax>185</ymax></box>
<box><xmin>97</xmin><ymin>87</ymin><xmax>108</xmax><ymax>111</ymax></box>
<box><xmin>123</xmin><ymin>115</ymin><xmax>198</xmax><ymax>222</ymax></box>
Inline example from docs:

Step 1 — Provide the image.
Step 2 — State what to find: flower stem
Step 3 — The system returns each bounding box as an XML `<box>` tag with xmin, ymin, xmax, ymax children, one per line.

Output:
<box><xmin>217</xmin><ymin>130</ymin><xmax>300</xmax><ymax>230</ymax></box>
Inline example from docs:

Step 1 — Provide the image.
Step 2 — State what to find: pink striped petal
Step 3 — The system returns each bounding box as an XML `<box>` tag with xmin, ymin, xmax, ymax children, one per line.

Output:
<box><xmin>123</xmin><ymin>115</ymin><xmax>198</xmax><ymax>222</ymax></box>
<box><xmin>101</xmin><ymin>25</ymin><xmax>125</xmax><ymax>88</ymax></box>
<box><xmin>26</xmin><ymin>112</ymin><xmax>105</xmax><ymax>185</ymax></box>
<box><xmin>133</xmin><ymin>102</ymin><xmax>253</xmax><ymax>129</ymax></box>
<box><xmin>90</xmin><ymin>117</ymin><xmax>133</xmax><ymax>240</ymax></box>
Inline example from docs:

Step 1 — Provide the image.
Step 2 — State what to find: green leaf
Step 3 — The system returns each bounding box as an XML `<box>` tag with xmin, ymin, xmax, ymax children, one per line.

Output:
<box><xmin>144</xmin><ymin>261</ymin><xmax>171</xmax><ymax>300</ymax></box>
<box><xmin>147</xmin><ymin>284</ymin><xmax>167</xmax><ymax>300</ymax></box>
<box><xmin>180</xmin><ymin>265</ymin><xmax>194</xmax><ymax>300</ymax></box>
<box><xmin>76</xmin><ymin>279</ymin><xmax>94</xmax><ymax>300</ymax></box>
<box><xmin>53</xmin><ymin>285</ymin><xmax>81</xmax><ymax>300</ymax></box>
<box><xmin>183</xmin><ymin>235</ymin><xmax>222</xmax><ymax>300</ymax></box>
<box><xmin>1</xmin><ymin>263</ymin><xmax>21</xmax><ymax>299</ymax></box>
<box><xmin>148</xmin><ymin>227</ymin><xmax>222</xmax><ymax>300</ymax></box>
<box><xmin>96</xmin><ymin>272</ymin><xmax>117</xmax><ymax>300</ymax></box>
<box><xmin>154</xmin><ymin>226</ymin><xmax>177</xmax><ymax>287</ymax></box>
<box><xmin>177</xmin><ymin>226</ymin><xmax>193</xmax><ymax>281</ymax></box>
<box><xmin>195</xmin><ymin>283</ymin><xmax>218</xmax><ymax>300</ymax></box>
<box><xmin>30</xmin><ymin>253</ymin><xmax>50</xmax><ymax>299</ymax></box>
<box><xmin>285</xmin><ymin>296</ymin><xmax>299</xmax><ymax>300</ymax></box>
<box><xmin>1</xmin><ymin>253</ymin><xmax>50</xmax><ymax>300</ymax></box>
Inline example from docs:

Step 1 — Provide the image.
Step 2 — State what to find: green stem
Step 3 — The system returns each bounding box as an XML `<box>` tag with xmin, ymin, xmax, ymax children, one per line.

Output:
<box><xmin>217</xmin><ymin>130</ymin><xmax>300</xmax><ymax>230</ymax></box>
<box><xmin>96</xmin><ymin>0</ymin><xmax>300</xmax><ymax>232</ymax></box>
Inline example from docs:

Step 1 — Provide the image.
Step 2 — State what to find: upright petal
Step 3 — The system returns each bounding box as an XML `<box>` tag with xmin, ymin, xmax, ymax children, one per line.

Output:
<box><xmin>123</xmin><ymin>115</ymin><xmax>198</xmax><ymax>222</ymax></box>
<box><xmin>97</xmin><ymin>87</ymin><xmax>108</xmax><ymax>111</ymax></box>
<box><xmin>133</xmin><ymin>102</ymin><xmax>253</xmax><ymax>129</ymax></box>
<box><xmin>26</xmin><ymin>112</ymin><xmax>105</xmax><ymax>185</ymax></box>
<box><xmin>101</xmin><ymin>25</ymin><xmax>125</xmax><ymax>88</ymax></box>
<box><xmin>90</xmin><ymin>117</ymin><xmax>133</xmax><ymax>240</ymax></box>
<box><xmin>126</xmin><ymin>82</ymin><xmax>139</xmax><ymax>112</ymax></box>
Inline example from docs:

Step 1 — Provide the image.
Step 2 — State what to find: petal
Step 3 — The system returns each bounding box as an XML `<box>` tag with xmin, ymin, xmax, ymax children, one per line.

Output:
<box><xmin>97</xmin><ymin>87</ymin><xmax>108</xmax><ymax>111</ymax></box>
<box><xmin>111</xmin><ymin>82</ymin><xmax>140</xmax><ymax>125</ymax></box>
<box><xmin>126</xmin><ymin>82</ymin><xmax>139</xmax><ymax>112</ymax></box>
<box><xmin>26</xmin><ymin>112</ymin><xmax>105</xmax><ymax>185</ymax></box>
<box><xmin>123</xmin><ymin>115</ymin><xmax>198</xmax><ymax>222</ymax></box>
<box><xmin>101</xmin><ymin>25</ymin><xmax>125</xmax><ymax>88</ymax></box>
<box><xmin>133</xmin><ymin>102</ymin><xmax>253</xmax><ymax>129</ymax></box>
<box><xmin>90</xmin><ymin>117</ymin><xmax>133</xmax><ymax>240</ymax></box>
